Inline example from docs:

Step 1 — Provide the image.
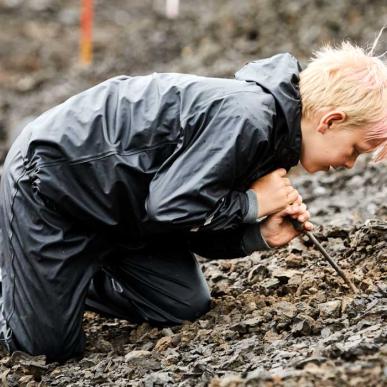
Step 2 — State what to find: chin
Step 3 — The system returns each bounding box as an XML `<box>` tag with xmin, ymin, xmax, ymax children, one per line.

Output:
<box><xmin>300</xmin><ymin>161</ymin><xmax>319</xmax><ymax>173</ymax></box>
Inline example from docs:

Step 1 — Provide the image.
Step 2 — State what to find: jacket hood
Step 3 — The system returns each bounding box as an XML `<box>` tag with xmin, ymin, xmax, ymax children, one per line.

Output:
<box><xmin>235</xmin><ymin>53</ymin><xmax>303</xmax><ymax>167</ymax></box>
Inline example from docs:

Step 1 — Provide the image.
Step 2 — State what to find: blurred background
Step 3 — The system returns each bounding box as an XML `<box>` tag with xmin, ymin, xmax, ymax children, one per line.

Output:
<box><xmin>0</xmin><ymin>0</ymin><xmax>386</xmax><ymax>154</ymax></box>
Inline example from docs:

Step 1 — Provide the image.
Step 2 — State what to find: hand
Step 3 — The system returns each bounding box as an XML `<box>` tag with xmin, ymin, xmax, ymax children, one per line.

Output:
<box><xmin>260</xmin><ymin>195</ymin><xmax>314</xmax><ymax>248</ymax></box>
<box><xmin>249</xmin><ymin>168</ymin><xmax>299</xmax><ymax>218</ymax></box>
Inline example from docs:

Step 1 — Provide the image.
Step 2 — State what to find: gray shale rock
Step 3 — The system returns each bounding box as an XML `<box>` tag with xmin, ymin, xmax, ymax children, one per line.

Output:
<box><xmin>1</xmin><ymin>3</ymin><xmax>387</xmax><ymax>387</ymax></box>
<box><xmin>318</xmin><ymin>300</ymin><xmax>342</xmax><ymax>319</ymax></box>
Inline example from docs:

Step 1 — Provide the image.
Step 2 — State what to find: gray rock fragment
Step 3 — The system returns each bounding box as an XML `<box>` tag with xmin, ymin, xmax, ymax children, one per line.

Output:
<box><xmin>318</xmin><ymin>300</ymin><xmax>342</xmax><ymax>319</ymax></box>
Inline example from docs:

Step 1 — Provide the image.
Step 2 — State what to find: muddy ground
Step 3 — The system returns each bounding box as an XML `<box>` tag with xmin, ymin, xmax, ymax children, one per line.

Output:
<box><xmin>0</xmin><ymin>0</ymin><xmax>386</xmax><ymax>386</ymax></box>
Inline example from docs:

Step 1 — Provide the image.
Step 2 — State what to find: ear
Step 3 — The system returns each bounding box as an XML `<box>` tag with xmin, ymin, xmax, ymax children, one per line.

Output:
<box><xmin>317</xmin><ymin>111</ymin><xmax>347</xmax><ymax>134</ymax></box>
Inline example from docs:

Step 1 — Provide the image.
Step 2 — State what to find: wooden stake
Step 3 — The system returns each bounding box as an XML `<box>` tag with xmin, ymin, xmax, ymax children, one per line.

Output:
<box><xmin>80</xmin><ymin>0</ymin><xmax>93</xmax><ymax>65</ymax></box>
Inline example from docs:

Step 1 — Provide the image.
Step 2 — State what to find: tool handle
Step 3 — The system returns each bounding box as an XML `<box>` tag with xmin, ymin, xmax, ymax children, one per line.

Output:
<box><xmin>289</xmin><ymin>217</ymin><xmax>304</xmax><ymax>232</ymax></box>
<box><xmin>288</xmin><ymin>217</ymin><xmax>358</xmax><ymax>293</ymax></box>
<box><xmin>305</xmin><ymin>231</ymin><xmax>358</xmax><ymax>293</ymax></box>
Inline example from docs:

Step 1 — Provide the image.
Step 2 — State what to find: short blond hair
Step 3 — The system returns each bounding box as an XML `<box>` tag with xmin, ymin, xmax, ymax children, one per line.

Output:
<box><xmin>299</xmin><ymin>31</ymin><xmax>387</xmax><ymax>161</ymax></box>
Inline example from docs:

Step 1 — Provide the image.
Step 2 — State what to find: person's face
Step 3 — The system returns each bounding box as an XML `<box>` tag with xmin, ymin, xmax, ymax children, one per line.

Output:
<box><xmin>300</xmin><ymin>111</ymin><xmax>380</xmax><ymax>173</ymax></box>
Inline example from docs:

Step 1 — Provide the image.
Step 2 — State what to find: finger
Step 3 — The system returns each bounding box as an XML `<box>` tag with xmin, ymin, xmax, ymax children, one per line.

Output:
<box><xmin>287</xmin><ymin>203</ymin><xmax>299</xmax><ymax>213</ymax></box>
<box><xmin>297</xmin><ymin>210</ymin><xmax>310</xmax><ymax>223</ymax></box>
<box><xmin>272</xmin><ymin>203</ymin><xmax>296</xmax><ymax>218</ymax></box>
<box><xmin>298</xmin><ymin>203</ymin><xmax>307</xmax><ymax>213</ymax></box>
<box><xmin>286</xmin><ymin>186</ymin><xmax>294</xmax><ymax>194</ymax></box>
<box><xmin>282</xmin><ymin>177</ymin><xmax>291</xmax><ymax>187</ymax></box>
<box><xmin>290</xmin><ymin>192</ymin><xmax>304</xmax><ymax>206</ymax></box>
<box><xmin>303</xmin><ymin>221</ymin><xmax>314</xmax><ymax>231</ymax></box>
<box><xmin>286</xmin><ymin>186</ymin><xmax>299</xmax><ymax>199</ymax></box>
<box><xmin>285</xmin><ymin>204</ymin><xmax>305</xmax><ymax>220</ymax></box>
<box><xmin>294</xmin><ymin>194</ymin><xmax>303</xmax><ymax>204</ymax></box>
<box><xmin>276</xmin><ymin>168</ymin><xmax>287</xmax><ymax>177</ymax></box>
<box><xmin>287</xmin><ymin>190</ymin><xmax>299</xmax><ymax>204</ymax></box>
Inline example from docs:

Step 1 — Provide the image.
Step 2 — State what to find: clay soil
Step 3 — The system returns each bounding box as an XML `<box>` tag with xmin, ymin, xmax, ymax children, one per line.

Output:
<box><xmin>0</xmin><ymin>1</ymin><xmax>386</xmax><ymax>386</ymax></box>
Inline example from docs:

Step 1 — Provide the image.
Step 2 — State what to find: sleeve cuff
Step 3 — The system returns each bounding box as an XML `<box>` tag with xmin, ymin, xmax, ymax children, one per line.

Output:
<box><xmin>243</xmin><ymin>190</ymin><xmax>258</xmax><ymax>224</ymax></box>
<box><xmin>241</xmin><ymin>223</ymin><xmax>272</xmax><ymax>255</ymax></box>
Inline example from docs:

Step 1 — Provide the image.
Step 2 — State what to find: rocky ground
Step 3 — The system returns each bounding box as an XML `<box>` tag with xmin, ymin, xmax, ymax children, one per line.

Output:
<box><xmin>0</xmin><ymin>0</ymin><xmax>386</xmax><ymax>144</ymax></box>
<box><xmin>0</xmin><ymin>158</ymin><xmax>386</xmax><ymax>386</ymax></box>
<box><xmin>0</xmin><ymin>0</ymin><xmax>386</xmax><ymax>386</ymax></box>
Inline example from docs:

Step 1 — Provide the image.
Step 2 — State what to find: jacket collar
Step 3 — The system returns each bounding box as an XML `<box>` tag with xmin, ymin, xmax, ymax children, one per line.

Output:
<box><xmin>235</xmin><ymin>53</ymin><xmax>302</xmax><ymax>168</ymax></box>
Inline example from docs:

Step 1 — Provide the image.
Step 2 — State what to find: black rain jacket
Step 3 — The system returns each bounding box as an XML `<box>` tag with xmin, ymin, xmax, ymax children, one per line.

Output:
<box><xmin>18</xmin><ymin>53</ymin><xmax>302</xmax><ymax>259</ymax></box>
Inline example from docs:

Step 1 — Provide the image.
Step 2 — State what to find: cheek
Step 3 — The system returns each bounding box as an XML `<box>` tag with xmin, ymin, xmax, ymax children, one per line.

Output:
<box><xmin>317</xmin><ymin>147</ymin><xmax>334</xmax><ymax>161</ymax></box>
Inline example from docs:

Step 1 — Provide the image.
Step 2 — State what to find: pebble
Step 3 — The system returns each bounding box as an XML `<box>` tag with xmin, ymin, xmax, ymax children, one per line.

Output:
<box><xmin>291</xmin><ymin>314</ymin><xmax>316</xmax><ymax>336</ymax></box>
<box><xmin>318</xmin><ymin>300</ymin><xmax>342</xmax><ymax>319</ymax></box>
<box><xmin>124</xmin><ymin>350</ymin><xmax>151</xmax><ymax>363</ymax></box>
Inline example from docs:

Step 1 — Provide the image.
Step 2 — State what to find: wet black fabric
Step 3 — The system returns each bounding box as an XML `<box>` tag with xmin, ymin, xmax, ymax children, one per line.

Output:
<box><xmin>86</xmin><ymin>249</ymin><xmax>211</xmax><ymax>325</ymax></box>
<box><xmin>0</xmin><ymin>142</ymin><xmax>211</xmax><ymax>360</ymax></box>
<box><xmin>0</xmin><ymin>53</ymin><xmax>303</xmax><ymax>360</ymax></box>
<box><xmin>18</xmin><ymin>52</ymin><xmax>302</xmax><ymax>237</ymax></box>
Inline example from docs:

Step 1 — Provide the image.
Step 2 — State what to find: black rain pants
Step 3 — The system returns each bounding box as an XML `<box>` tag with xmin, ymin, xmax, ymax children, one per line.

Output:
<box><xmin>0</xmin><ymin>132</ymin><xmax>211</xmax><ymax>362</ymax></box>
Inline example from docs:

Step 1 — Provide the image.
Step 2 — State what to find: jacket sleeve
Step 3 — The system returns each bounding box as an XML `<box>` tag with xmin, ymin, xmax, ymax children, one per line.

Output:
<box><xmin>145</xmin><ymin>94</ymin><xmax>272</xmax><ymax>232</ymax></box>
<box><xmin>187</xmin><ymin>222</ymin><xmax>271</xmax><ymax>259</ymax></box>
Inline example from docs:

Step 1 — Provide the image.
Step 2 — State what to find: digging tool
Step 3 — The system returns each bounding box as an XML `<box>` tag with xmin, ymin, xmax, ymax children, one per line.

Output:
<box><xmin>290</xmin><ymin>218</ymin><xmax>358</xmax><ymax>293</ymax></box>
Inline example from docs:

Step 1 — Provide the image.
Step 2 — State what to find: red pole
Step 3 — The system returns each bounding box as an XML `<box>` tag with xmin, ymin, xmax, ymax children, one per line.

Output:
<box><xmin>80</xmin><ymin>0</ymin><xmax>93</xmax><ymax>65</ymax></box>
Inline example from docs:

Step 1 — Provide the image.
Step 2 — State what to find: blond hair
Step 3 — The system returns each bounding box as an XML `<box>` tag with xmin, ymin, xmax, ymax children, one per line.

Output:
<box><xmin>299</xmin><ymin>29</ymin><xmax>387</xmax><ymax>161</ymax></box>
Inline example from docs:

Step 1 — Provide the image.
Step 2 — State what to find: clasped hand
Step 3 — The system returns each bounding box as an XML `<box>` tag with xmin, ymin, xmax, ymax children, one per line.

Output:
<box><xmin>249</xmin><ymin>168</ymin><xmax>314</xmax><ymax>248</ymax></box>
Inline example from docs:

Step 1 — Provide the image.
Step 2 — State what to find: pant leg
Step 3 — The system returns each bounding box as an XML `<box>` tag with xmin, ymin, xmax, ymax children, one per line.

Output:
<box><xmin>0</xmin><ymin>148</ymin><xmax>110</xmax><ymax>361</ymax></box>
<box><xmin>86</xmin><ymin>247</ymin><xmax>212</xmax><ymax>325</ymax></box>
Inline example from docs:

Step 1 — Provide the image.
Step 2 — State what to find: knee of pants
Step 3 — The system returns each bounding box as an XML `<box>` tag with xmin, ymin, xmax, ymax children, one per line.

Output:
<box><xmin>172</xmin><ymin>286</ymin><xmax>212</xmax><ymax>322</ymax></box>
<box><xmin>11</xmin><ymin>322</ymin><xmax>85</xmax><ymax>362</ymax></box>
<box><xmin>21</xmin><ymin>337</ymin><xmax>84</xmax><ymax>363</ymax></box>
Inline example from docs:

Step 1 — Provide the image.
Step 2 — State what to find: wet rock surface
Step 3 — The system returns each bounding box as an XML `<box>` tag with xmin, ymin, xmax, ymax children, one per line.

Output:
<box><xmin>0</xmin><ymin>1</ymin><xmax>386</xmax><ymax>386</ymax></box>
